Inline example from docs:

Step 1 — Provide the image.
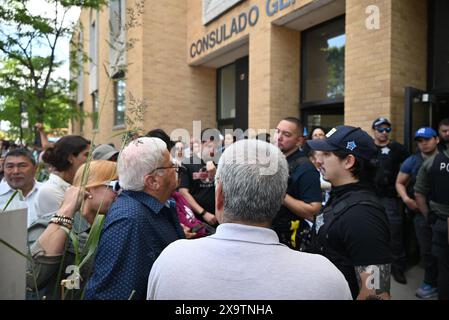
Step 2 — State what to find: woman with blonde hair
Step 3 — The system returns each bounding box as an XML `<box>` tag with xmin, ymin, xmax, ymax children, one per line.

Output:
<box><xmin>27</xmin><ymin>160</ymin><xmax>119</xmax><ymax>299</ymax></box>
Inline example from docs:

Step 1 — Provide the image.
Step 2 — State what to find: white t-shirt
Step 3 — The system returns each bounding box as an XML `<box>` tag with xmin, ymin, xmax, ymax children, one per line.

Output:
<box><xmin>33</xmin><ymin>173</ymin><xmax>71</xmax><ymax>220</ymax></box>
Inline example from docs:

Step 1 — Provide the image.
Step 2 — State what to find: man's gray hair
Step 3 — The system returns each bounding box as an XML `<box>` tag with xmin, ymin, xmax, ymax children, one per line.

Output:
<box><xmin>118</xmin><ymin>137</ymin><xmax>167</xmax><ymax>191</ymax></box>
<box><xmin>216</xmin><ymin>139</ymin><xmax>289</xmax><ymax>223</ymax></box>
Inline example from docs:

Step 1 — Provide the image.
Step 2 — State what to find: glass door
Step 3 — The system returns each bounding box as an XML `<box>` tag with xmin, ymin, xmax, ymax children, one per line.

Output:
<box><xmin>404</xmin><ymin>87</ymin><xmax>432</xmax><ymax>153</ymax></box>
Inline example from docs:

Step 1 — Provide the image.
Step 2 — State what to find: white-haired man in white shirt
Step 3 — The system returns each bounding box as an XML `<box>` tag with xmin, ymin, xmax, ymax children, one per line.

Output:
<box><xmin>148</xmin><ymin>139</ymin><xmax>352</xmax><ymax>300</ymax></box>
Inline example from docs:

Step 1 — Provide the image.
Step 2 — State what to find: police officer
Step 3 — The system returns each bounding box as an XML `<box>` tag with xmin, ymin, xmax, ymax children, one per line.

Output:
<box><xmin>272</xmin><ymin>117</ymin><xmax>322</xmax><ymax>251</ymax></box>
<box><xmin>415</xmin><ymin>134</ymin><xmax>449</xmax><ymax>300</ymax></box>
<box><xmin>307</xmin><ymin>125</ymin><xmax>392</xmax><ymax>300</ymax></box>
<box><xmin>396</xmin><ymin>127</ymin><xmax>439</xmax><ymax>299</ymax></box>
<box><xmin>371</xmin><ymin>117</ymin><xmax>409</xmax><ymax>284</ymax></box>
<box><xmin>437</xmin><ymin>118</ymin><xmax>449</xmax><ymax>152</ymax></box>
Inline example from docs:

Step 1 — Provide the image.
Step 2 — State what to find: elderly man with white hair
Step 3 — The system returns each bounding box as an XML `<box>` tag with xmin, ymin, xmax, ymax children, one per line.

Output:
<box><xmin>147</xmin><ymin>139</ymin><xmax>352</xmax><ymax>300</ymax></box>
<box><xmin>85</xmin><ymin>137</ymin><xmax>185</xmax><ymax>300</ymax></box>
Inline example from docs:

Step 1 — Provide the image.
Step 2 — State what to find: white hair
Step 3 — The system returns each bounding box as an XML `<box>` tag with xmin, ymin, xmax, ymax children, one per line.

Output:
<box><xmin>216</xmin><ymin>139</ymin><xmax>289</xmax><ymax>223</ymax></box>
<box><xmin>117</xmin><ymin>137</ymin><xmax>167</xmax><ymax>191</ymax></box>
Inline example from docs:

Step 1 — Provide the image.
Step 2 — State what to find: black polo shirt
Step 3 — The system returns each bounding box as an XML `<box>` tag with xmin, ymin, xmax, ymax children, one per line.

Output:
<box><xmin>317</xmin><ymin>183</ymin><xmax>392</xmax><ymax>298</ymax></box>
<box><xmin>273</xmin><ymin>149</ymin><xmax>322</xmax><ymax>224</ymax></box>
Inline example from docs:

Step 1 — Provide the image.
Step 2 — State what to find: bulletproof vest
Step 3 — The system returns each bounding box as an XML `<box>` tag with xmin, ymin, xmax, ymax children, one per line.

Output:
<box><xmin>308</xmin><ymin>190</ymin><xmax>386</xmax><ymax>268</ymax></box>
<box><xmin>430</xmin><ymin>153</ymin><xmax>449</xmax><ymax>205</ymax></box>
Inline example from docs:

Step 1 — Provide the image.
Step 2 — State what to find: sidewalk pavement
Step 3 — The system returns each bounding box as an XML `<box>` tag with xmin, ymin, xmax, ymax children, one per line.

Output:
<box><xmin>391</xmin><ymin>264</ymin><xmax>437</xmax><ymax>300</ymax></box>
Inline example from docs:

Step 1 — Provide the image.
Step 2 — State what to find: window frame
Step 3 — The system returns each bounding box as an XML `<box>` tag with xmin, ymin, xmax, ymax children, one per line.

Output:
<box><xmin>300</xmin><ymin>14</ymin><xmax>346</xmax><ymax>106</ymax></box>
<box><xmin>113</xmin><ymin>71</ymin><xmax>126</xmax><ymax>127</ymax></box>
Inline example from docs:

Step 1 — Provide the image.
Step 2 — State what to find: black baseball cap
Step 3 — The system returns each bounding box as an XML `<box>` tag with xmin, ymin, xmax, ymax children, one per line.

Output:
<box><xmin>372</xmin><ymin>117</ymin><xmax>391</xmax><ymax>129</ymax></box>
<box><xmin>306</xmin><ymin>125</ymin><xmax>377</xmax><ymax>160</ymax></box>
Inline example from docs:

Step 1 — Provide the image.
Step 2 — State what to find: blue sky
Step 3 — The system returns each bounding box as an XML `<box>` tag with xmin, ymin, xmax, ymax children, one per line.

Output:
<box><xmin>26</xmin><ymin>0</ymin><xmax>81</xmax><ymax>80</ymax></box>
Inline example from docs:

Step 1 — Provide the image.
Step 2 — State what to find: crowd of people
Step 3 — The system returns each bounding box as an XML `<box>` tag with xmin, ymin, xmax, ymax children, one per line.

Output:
<box><xmin>0</xmin><ymin>117</ymin><xmax>448</xmax><ymax>300</ymax></box>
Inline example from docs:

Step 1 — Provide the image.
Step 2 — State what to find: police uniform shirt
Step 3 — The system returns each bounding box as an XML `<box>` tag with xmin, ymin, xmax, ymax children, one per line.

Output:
<box><xmin>414</xmin><ymin>148</ymin><xmax>449</xmax><ymax>218</ymax></box>
<box><xmin>276</xmin><ymin>149</ymin><xmax>322</xmax><ymax>222</ymax></box>
<box><xmin>316</xmin><ymin>183</ymin><xmax>392</xmax><ymax>299</ymax></box>
<box><xmin>374</xmin><ymin>141</ymin><xmax>409</xmax><ymax>197</ymax></box>
<box><xmin>399</xmin><ymin>152</ymin><xmax>424</xmax><ymax>199</ymax></box>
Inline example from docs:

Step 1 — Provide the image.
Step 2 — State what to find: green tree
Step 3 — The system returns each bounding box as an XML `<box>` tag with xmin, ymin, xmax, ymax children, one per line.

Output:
<box><xmin>0</xmin><ymin>0</ymin><xmax>104</xmax><ymax>142</ymax></box>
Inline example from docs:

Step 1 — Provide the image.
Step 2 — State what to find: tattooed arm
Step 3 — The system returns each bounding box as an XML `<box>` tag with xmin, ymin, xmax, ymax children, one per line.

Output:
<box><xmin>355</xmin><ymin>264</ymin><xmax>391</xmax><ymax>300</ymax></box>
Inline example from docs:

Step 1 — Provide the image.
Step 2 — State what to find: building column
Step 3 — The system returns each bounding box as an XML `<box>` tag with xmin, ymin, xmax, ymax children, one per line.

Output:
<box><xmin>249</xmin><ymin>23</ymin><xmax>300</xmax><ymax>133</ymax></box>
<box><xmin>345</xmin><ymin>0</ymin><xmax>427</xmax><ymax>142</ymax></box>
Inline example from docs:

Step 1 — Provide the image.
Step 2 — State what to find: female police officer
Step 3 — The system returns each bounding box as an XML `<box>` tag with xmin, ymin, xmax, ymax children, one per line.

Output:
<box><xmin>307</xmin><ymin>125</ymin><xmax>392</xmax><ymax>300</ymax></box>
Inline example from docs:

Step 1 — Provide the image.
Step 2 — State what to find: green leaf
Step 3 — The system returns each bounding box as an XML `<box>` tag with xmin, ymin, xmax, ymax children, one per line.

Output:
<box><xmin>78</xmin><ymin>214</ymin><xmax>105</xmax><ymax>270</ymax></box>
<box><xmin>0</xmin><ymin>238</ymin><xmax>32</xmax><ymax>262</ymax></box>
<box><xmin>2</xmin><ymin>190</ymin><xmax>19</xmax><ymax>212</ymax></box>
<box><xmin>60</xmin><ymin>226</ymin><xmax>80</xmax><ymax>266</ymax></box>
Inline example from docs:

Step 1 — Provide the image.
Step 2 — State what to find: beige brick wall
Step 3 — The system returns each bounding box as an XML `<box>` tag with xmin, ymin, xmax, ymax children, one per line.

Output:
<box><xmin>268</xmin><ymin>25</ymin><xmax>300</xmax><ymax>129</ymax></box>
<box><xmin>248</xmin><ymin>23</ymin><xmax>300</xmax><ymax>132</ymax></box>
<box><xmin>390</xmin><ymin>0</ymin><xmax>427</xmax><ymax>143</ymax></box>
<box><xmin>143</xmin><ymin>0</ymin><xmax>216</xmax><ymax>139</ymax></box>
<box><xmin>74</xmin><ymin>1</ymin><xmax>217</xmax><ymax>146</ymax></box>
<box><xmin>71</xmin><ymin>0</ymin><xmax>428</xmax><ymax>145</ymax></box>
<box><xmin>345</xmin><ymin>0</ymin><xmax>393</xmax><ymax>134</ymax></box>
<box><xmin>188</xmin><ymin>0</ymin><xmax>304</xmax><ymax>133</ymax></box>
<box><xmin>345</xmin><ymin>0</ymin><xmax>427</xmax><ymax>142</ymax></box>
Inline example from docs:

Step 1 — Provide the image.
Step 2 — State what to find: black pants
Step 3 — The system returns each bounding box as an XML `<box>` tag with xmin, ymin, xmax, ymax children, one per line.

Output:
<box><xmin>431</xmin><ymin>218</ymin><xmax>449</xmax><ymax>300</ymax></box>
<box><xmin>380</xmin><ymin>197</ymin><xmax>407</xmax><ymax>271</ymax></box>
<box><xmin>414</xmin><ymin>213</ymin><xmax>438</xmax><ymax>286</ymax></box>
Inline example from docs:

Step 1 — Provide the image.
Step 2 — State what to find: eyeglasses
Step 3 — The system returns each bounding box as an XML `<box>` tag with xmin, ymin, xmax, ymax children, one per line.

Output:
<box><xmin>104</xmin><ymin>180</ymin><xmax>121</xmax><ymax>193</ymax></box>
<box><xmin>376</xmin><ymin>127</ymin><xmax>392</xmax><ymax>133</ymax></box>
<box><xmin>147</xmin><ymin>161</ymin><xmax>186</xmax><ymax>176</ymax></box>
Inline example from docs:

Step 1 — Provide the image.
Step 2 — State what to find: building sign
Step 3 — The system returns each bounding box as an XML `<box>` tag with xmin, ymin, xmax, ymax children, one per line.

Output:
<box><xmin>192</xmin><ymin>5</ymin><xmax>260</xmax><ymax>59</ymax></box>
<box><xmin>193</xmin><ymin>0</ymin><xmax>295</xmax><ymax>59</ymax></box>
<box><xmin>203</xmin><ymin>0</ymin><xmax>246</xmax><ymax>25</ymax></box>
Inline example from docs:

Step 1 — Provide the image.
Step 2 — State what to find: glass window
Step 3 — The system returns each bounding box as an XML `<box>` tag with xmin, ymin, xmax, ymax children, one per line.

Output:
<box><xmin>92</xmin><ymin>91</ymin><xmax>99</xmax><ymax>129</ymax></box>
<box><xmin>114</xmin><ymin>75</ymin><xmax>126</xmax><ymax>126</ymax></box>
<box><xmin>305</xmin><ymin>112</ymin><xmax>344</xmax><ymax>134</ymax></box>
<box><xmin>79</xmin><ymin>102</ymin><xmax>84</xmax><ymax>133</ymax></box>
<box><xmin>218</xmin><ymin>64</ymin><xmax>236</xmax><ymax>120</ymax></box>
<box><xmin>109</xmin><ymin>0</ymin><xmax>126</xmax><ymax>70</ymax></box>
<box><xmin>89</xmin><ymin>19</ymin><xmax>97</xmax><ymax>71</ymax></box>
<box><xmin>302</xmin><ymin>17</ymin><xmax>345</xmax><ymax>103</ymax></box>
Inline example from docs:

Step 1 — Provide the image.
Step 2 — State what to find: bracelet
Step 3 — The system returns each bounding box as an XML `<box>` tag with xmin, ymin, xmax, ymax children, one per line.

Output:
<box><xmin>53</xmin><ymin>214</ymin><xmax>74</xmax><ymax>222</ymax></box>
<box><xmin>50</xmin><ymin>215</ymin><xmax>73</xmax><ymax>230</ymax></box>
<box><xmin>199</xmin><ymin>209</ymin><xmax>206</xmax><ymax>216</ymax></box>
<box><xmin>49</xmin><ymin>220</ymin><xmax>73</xmax><ymax>230</ymax></box>
<box><xmin>52</xmin><ymin>215</ymin><xmax>74</xmax><ymax>225</ymax></box>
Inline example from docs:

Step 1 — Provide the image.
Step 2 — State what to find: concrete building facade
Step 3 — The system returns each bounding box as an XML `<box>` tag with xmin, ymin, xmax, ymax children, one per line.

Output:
<box><xmin>71</xmin><ymin>0</ymin><xmax>449</xmax><ymax>150</ymax></box>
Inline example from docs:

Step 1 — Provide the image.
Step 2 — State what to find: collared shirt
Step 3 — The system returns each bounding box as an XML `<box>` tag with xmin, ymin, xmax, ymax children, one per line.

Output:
<box><xmin>0</xmin><ymin>179</ymin><xmax>42</xmax><ymax>227</ymax></box>
<box><xmin>147</xmin><ymin>223</ymin><xmax>352</xmax><ymax>300</ymax></box>
<box><xmin>85</xmin><ymin>190</ymin><xmax>185</xmax><ymax>300</ymax></box>
<box><xmin>33</xmin><ymin>173</ymin><xmax>71</xmax><ymax>220</ymax></box>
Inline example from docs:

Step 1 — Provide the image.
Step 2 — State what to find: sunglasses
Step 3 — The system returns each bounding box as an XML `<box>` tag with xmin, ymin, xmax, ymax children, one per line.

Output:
<box><xmin>375</xmin><ymin>127</ymin><xmax>392</xmax><ymax>133</ymax></box>
<box><xmin>104</xmin><ymin>180</ymin><xmax>121</xmax><ymax>193</ymax></box>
